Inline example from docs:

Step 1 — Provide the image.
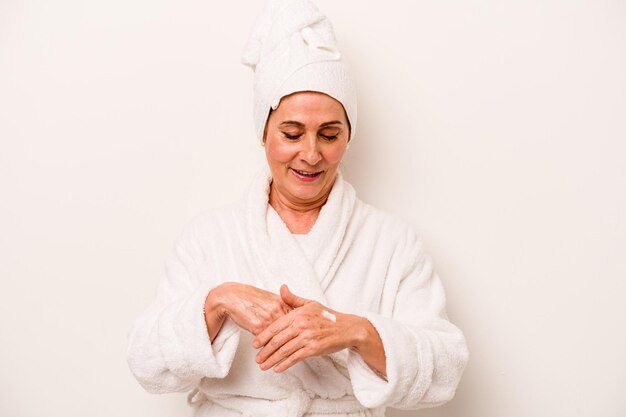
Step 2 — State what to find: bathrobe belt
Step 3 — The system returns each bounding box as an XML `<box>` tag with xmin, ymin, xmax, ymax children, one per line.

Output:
<box><xmin>188</xmin><ymin>387</ymin><xmax>384</xmax><ymax>417</ymax></box>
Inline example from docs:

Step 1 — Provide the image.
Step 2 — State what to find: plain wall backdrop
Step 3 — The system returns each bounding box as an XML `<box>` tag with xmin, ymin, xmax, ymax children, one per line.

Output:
<box><xmin>1</xmin><ymin>0</ymin><xmax>625</xmax><ymax>416</ymax></box>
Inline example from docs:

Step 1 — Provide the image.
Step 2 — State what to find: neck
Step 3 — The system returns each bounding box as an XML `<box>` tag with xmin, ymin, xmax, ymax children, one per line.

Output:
<box><xmin>268</xmin><ymin>183</ymin><xmax>333</xmax><ymax>234</ymax></box>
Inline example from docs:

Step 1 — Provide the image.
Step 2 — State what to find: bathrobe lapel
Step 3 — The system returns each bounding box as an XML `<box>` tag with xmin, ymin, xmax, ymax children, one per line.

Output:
<box><xmin>244</xmin><ymin>168</ymin><xmax>356</xmax><ymax>398</ymax></box>
<box><xmin>299</xmin><ymin>173</ymin><xmax>356</xmax><ymax>293</ymax></box>
<box><xmin>245</xmin><ymin>168</ymin><xmax>356</xmax><ymax>303</ymax></box>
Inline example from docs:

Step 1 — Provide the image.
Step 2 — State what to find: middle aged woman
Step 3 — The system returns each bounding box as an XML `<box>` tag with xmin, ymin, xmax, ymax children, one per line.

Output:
<box><xmin>126</xmin><ymin>1</ymin><xmax>469</xmax><ymax>416</ymax></box>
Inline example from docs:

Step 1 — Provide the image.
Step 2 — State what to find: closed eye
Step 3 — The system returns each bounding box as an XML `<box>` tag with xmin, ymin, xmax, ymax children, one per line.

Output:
<box><xmin>318</xmin><ymin>127</ymin><xmax>341</xmax><ymax>141</ymax></box>
<box><xmin>282</xmin><ymin>132</ymin><xmax>302</xmax><ymax>140</ymax></box>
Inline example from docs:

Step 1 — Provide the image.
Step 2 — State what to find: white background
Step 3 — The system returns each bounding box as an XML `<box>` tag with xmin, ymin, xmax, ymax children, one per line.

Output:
<box><xmin>1</xmin><ymin>1</ymin><xmax>625</xmax><ymax>416</ymax></box>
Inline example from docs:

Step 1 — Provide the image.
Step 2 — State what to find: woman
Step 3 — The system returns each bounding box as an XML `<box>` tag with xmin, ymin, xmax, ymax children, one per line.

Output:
<box><xmin>126</xmin><ymin>1</ymin><xmax>468</xmax><ymax>416</ymax></box>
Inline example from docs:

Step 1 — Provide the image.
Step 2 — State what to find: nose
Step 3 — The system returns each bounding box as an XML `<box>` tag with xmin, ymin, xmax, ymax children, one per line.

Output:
<box><xmin>300</xmin><ymin>134</ymin><xmax>322</xmax><ymax>166</ymax></box>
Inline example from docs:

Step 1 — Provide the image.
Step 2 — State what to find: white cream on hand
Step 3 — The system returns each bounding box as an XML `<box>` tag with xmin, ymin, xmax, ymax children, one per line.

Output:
<box><xmin>321</xmin><ymin>310</ymin><xmax>336</xmax><ymax>322</ymax></box>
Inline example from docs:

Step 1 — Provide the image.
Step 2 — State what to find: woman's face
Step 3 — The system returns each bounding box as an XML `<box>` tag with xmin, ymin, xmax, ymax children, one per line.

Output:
<box><xmin>264</xmin><ymin>91</ymin><xmax>350</xmax><ymax>208</ymax></box>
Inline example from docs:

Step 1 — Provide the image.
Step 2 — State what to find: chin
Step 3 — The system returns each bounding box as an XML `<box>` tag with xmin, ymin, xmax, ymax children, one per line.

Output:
<box><xmin>290</xmin><ymin>188</ymin><xmax>323</xmax><ymax>202</ymax></box>
<box><xmin>290</xmin><ymin>179</ymin><xmax>334</xmax><ymax>200</ymax></box>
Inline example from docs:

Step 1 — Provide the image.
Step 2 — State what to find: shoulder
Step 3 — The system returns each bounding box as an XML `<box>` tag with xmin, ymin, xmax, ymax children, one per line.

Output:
<box><xmin>348</xmin><ymin>199</ymin><xmax>427</xmax><ymax>275</ymax></box>
<box><xmin>355</xmin><ymin>198</ymin><xmax>422</xmax><ymax>246</ymax></box>
<box><xmin>354</xmin><ymin>200</ymin><xmax>432</xmax><ymax>282</ymax></box>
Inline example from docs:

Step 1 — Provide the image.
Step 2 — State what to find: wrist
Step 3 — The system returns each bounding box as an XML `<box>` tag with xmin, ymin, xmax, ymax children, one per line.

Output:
<box><xmin>204</xmin><ymin>285</ymin><xmax>229</xmax><ymax>342</ymax></box>
<box><xmin>205</xmin><ymin>285</ymin><xmax>227</xmax><ymax>320</ymax></box>
<box><xmin>348</xmin><ymin>315</ymin><xmax>388</xmax><ymax>378</ymax></box>
<box><xmin>347</xmin><ymin>314</ymin><xmax>372</xmax><ymax>352</ymax></box>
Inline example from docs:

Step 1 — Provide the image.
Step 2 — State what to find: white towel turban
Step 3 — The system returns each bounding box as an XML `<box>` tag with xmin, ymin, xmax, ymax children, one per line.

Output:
<box><xmin>242</xmin><ymin>0</ymin><xmax>357</xmax><ymax>143</ymax></box>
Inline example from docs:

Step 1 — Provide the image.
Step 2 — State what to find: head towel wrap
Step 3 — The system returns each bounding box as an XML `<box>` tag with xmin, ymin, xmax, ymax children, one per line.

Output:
<box><xmin>242</xmin><ymin>0</ymin><xmax>357</xmax><ymax>143</ymax></box>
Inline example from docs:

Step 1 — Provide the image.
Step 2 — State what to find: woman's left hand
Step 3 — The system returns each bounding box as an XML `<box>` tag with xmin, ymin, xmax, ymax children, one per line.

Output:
<box><xmin>252</xmin><ymin>285</ymin><xmax>368</xmax><ymax>373</ymax></box>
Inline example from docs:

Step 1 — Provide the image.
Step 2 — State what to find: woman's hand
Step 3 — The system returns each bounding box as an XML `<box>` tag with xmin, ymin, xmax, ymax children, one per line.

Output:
<box><xmin>205</xmin><ymin>282</ymin><xmax>292</xmax><ymax>338</ymax></box>
<box><xmin>252</xmin><ymin>285</ymin><xmax>387</xmax><ymax>376</ymax></box>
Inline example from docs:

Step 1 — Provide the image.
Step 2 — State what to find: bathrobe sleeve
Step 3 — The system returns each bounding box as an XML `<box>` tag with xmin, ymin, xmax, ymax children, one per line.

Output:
<box><xmin>347</xmin><ymin>227</ymin><xmax>469</xmax><ymax>409</ymax></box>
<box><xmin>126</xmin><ymin>219</ymin><xmax>241</xmax><ymax>393</ymax></box>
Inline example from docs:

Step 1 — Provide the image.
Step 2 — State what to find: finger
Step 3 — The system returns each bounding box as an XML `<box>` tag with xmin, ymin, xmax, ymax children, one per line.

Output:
<box><xmin>280</xmin><ymin>284</ymin><xmax>308</xmax><ymax>308</ymax></box>
<box><xmin>259</xmin><ymin>336</ymin><xmax>302</xmax><ymax>370</ymax></box>
<box><xmin>256</xmin><ymin>324</ymin><xmax>299</xmax><ymax>363</ymax></box>
<box><xmin>274</xmin><ymin>346</ymin><xmax>311</xmax><ymax>373</ymax></box>
<box><xmin>253</xmin><ymin>313</ymin><xmax>292</xmax><ymax>349</ymax></box>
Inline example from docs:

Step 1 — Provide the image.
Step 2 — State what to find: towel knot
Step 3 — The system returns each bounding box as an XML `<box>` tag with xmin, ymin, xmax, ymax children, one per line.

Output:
<box><xmin>242</xmin><ymin>0</ymin><xmax>358</xmax><ymax>142</ymax></box>
<box><xmin>300</xmin><ymin>26</ymin><xmax>341</xmax><ymax>59</ymax></box>
<box><xmin>186</xmin><ymin>388</ymin><xmax>207</xmax><ymax>408</ymax></box>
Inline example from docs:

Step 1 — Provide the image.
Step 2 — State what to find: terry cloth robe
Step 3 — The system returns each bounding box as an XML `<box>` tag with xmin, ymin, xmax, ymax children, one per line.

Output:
<box><xmin>126</xmin><ymin>169</ymin><xmax>469</xmax><ymax>417</ymax></box>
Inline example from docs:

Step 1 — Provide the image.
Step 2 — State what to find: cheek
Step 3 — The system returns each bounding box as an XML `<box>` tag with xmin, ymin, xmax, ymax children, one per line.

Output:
<box><xmin>266</xmin><ymin>137</ymin><xmax>295</xmax><ymax>165</ymax></box>
<box><xmin>324</xmin><ymin>145</ymin><xmax>347</xmax><ymax>166</ymax></box>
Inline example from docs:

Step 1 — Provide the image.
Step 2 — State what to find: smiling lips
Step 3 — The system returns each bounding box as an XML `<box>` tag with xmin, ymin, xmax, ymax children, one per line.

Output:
<box><xmin>290</xmin><ymin>168</ymin><xmax>323</xmax><ymax>182</ymax></box>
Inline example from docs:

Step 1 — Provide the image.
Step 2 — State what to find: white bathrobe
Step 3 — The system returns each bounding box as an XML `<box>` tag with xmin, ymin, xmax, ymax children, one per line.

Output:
<box><xmin>126</xmin><ymin>170</ymin><xmax>469</xmax><ymax>417</ymax></box>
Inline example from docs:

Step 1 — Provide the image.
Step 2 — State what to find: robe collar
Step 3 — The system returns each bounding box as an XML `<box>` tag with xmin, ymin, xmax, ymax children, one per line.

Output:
<box><xmin>245</xmin><ymin>166</ymin><xmax>356</xmax><ymax>305</ymax></box>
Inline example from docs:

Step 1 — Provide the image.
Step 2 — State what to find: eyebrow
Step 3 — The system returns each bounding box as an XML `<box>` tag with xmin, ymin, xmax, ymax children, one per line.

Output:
<box><xmin>279</xmin><ymin>120</ymin><xmax>343</xmax><ymax>128</ymax></box>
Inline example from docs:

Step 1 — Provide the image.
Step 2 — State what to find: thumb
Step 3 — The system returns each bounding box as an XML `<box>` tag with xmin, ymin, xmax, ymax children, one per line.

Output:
<box><xmin>280</xmin><ymin>284</ymin><xmax>308</xmax><ymax>308</ymax></box>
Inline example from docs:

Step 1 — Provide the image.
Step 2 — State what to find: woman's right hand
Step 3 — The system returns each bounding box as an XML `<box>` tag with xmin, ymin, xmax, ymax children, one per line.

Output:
<box><xmin>204</xmin><ymin>282</ymin><xmax>292</xmax><ymax>339</ymax></box>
